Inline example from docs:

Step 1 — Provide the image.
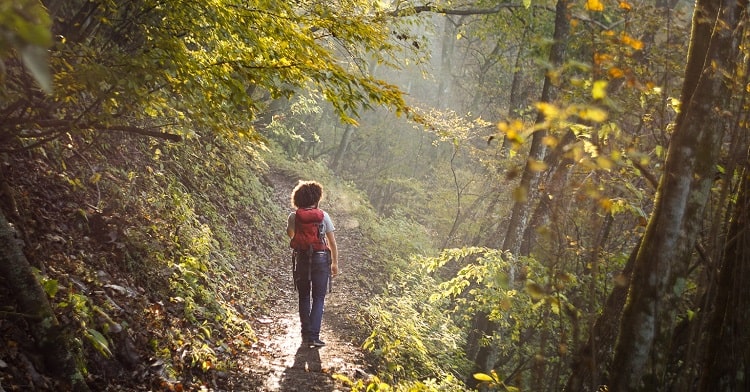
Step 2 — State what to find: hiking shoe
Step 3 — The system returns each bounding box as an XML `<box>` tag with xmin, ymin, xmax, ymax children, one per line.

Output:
<box><xmin>310</xmin><ymin>339</ymin><xmax>326</xmax><ymax>347</ymax></box>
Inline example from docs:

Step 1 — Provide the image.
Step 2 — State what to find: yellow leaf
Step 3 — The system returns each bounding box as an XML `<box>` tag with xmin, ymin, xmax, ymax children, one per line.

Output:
<box><xmin>542</xmin><ymin>135</ymin><xmax>558</xmax><ymax>147</ymax></box>
<box><xmin>89</xmin><ymin>172</ymin><xmax>102</xmax><ymax>184</ymax></box>
<box><xmin>506</xmin><ymin>129</ymin><xmax>520</xmax><ymax>143</ymax></box>
<box><xmin>594</xmin><ymin>52</ymin><xmax>612</xmax><ymax>65</ymax></box>
<box><xmin>473</xmin><ymin>373</ymin><xmax>494</xmax><ymax>382</ymax></box>
<box><xmin>592</xmin><ymin>80</ymin><xmax>608</xmax><ymax>100</ymax></box>
<box><xmin>596</xmin><ymin>156</ymin><xmax>614</xmax><ymax>170</ymax></box>
<box><xmin>620</xmin><ymin>33</ymin><xmax>644</xmax><ymax>50</ymax></box>
<box><xmin>608</xmin><ymin>67</ymin><xmax>625</xmax><ymax>78</ymax></box>
<box><xmin>668</xmin><ymin>97</ymin><xmax>681</xmax><ymax>113</ymax></box>
<box><xmin>586</xmin><ymin>0</ymin><xmax>604</xmax><ymax>11</ymax></box>
<box><xmin>548</xmin><ymin>297</ymin><xmax>561</xmax><ymax>314</ymax></box>
<box><xmin>579</xmin><ymin>107</ymin><xmax>608</xmax><ymax>122</ymax></box>
<box><xmin>535</xmin><ymin>102</ymin><xmax>560</xmax><ymax>120</ymax></box>
<box><xmin>499</xmin><ymin>120</ymin><xmax>526</xmax><ymax>143</ymax></box>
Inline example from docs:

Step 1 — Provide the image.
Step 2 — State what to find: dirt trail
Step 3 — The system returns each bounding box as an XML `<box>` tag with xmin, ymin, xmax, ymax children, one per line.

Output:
<box><xmin>241</xmin><ymin>171</ymin><xmax>374</xmax><ymax>391</ymax></box>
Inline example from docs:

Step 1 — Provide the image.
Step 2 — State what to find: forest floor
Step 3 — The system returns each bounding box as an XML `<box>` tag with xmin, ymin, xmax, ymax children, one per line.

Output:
<box><xmin>222</xmin><ymin>170</ymin><xmax>377</xmax><ymax>391</ymax></box>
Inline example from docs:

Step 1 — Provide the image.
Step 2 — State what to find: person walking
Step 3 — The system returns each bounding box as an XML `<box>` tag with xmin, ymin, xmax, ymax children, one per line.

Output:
<box><xmin>286</xmin><ymin>180</ymin><xmax>339</xmax><ymax>347</ymax></box>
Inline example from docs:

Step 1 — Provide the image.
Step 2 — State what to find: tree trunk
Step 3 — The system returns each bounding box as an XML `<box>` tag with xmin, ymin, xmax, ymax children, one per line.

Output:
<box><xmin>565</xmin><ymin>241</ymin><xmax>638</xmax><ymax>391</ymax></box>
<box><xmin>520</xmin><ymin>130</ymin><xmax>577</xmax><ymax>255</ymax></box>
<box><xmin>437</xmin><ymin>15</ymin><xmax>458</xmax><ymax>110</ymax></box>
<box><xmin>608</xmin><ymin>0</ymin><xmax>740</xmax><ymax>388</ymax></box>
<box><xmin>331</xmin><ymin>124</ymin><xmax>354</xmax><ymax>174</ymax></box>
<box><xmin>0</xmin><ymin>209</ymin><xmax>90</xmax><ymax>391</ymax></box>
<box><xmin>501</xmin><ymin>26</ymin><xmax>531</xmax><ymax>155</ymax></box>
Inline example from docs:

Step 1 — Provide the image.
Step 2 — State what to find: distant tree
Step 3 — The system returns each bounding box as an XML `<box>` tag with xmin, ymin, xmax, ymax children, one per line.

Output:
<box><xmin>465</xmin><ymin>0</ymin><xmax>571</xmax><ymax>386</ymax></box>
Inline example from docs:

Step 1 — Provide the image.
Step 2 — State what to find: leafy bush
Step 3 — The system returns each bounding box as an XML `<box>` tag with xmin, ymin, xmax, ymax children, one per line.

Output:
<box><xmin>359</xmin><ymin>245</ymin><xmax>591</xmax><ymax>390</ymax></box>
<box><xmin>425</xmin><ymin>247</ymin><xmax>583</xmax><ymax>390</ymax></box>
<box><xmin>362</xmin><ymin>257</ymin><xmax>471</xmax><ymax>387</ymax></box>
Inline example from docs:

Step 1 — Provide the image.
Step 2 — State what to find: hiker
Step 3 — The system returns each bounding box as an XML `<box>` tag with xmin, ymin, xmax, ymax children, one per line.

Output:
<box><xmin>286</xmin><ymin>180</ymin><xmax>339</xmax><ymax>347</ymax></box>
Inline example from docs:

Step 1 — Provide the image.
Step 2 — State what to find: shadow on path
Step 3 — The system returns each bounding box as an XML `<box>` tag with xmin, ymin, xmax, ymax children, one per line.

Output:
<box><xmin>251</xmin><ymin>288</ymin><xmax>369</xmax><ymax>391</ymax></box>
<box><xmin>277</xmin><ymin>345</ymin><xmax>335</xmax><ymax>391</ymax></box>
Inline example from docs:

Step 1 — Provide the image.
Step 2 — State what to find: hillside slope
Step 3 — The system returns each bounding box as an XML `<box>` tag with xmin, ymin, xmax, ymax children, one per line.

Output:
<box><xmin>0</xmin><ymin>135</ymin><xmax>380</xmax><ymax>391</ymax></box>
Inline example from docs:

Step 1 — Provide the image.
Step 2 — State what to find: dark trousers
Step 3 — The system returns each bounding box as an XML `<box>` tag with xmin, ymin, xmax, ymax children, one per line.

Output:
<box><xmin>294</xmin><ymin>251</ymin><xmax>330</xmax><ymax>341</ymax></box>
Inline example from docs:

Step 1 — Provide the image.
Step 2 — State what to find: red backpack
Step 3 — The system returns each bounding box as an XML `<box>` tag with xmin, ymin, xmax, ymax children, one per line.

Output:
<box><xmin>290</xmin><ymin>208</ymin><xmax>328</xmax><ymax>252</ymax></box>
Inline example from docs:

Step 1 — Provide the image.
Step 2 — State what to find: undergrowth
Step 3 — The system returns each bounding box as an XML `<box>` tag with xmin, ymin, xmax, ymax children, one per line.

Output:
<box><xmin>2</xmin><ymin>130</ymin><xmax>289</xmax><ymax>388</ymax></box>
<box><xmin>3</xmin><ymin>127</ymin><xmax>516</xmax><ymax>391</ymax></box>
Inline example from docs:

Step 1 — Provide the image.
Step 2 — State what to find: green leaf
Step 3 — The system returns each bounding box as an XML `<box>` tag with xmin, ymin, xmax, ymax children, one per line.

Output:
<box><xmin>41</xmin><ymin>278</ymin><xmax>59</xmax><ymax>298</ymax></box>
<box><xmin>86</xmin><ymin>328</ymin><xmax>113</xmax><ymax>358</ymax></box>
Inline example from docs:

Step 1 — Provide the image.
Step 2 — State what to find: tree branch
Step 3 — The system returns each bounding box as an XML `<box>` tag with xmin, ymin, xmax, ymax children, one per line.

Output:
<box><xmin>392</xmin><ymin>3</ymin><xmax>517</xmax><ymax>17</ymax></box>
<box><xmin>631</xmin><ymin>160</ymin><xmax>659</xmax><ymax>189</ymax></box>
<box><xmin>94</xmin><ymin>124</ymin><xmax>182</xmax><ymax>142</ymax></box>
<box><xmin>393</xmin><ymin>3</ymin><xmax>621</xmax><ymax>30</ymax></box>
<box><xmin>1</xmin><ymin>119</ymin><xmax>182</xmax><ymax>152</ymax></box>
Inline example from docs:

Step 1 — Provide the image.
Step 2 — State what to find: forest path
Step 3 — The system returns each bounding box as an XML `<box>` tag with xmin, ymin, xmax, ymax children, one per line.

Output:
<box><xmin>239</xmin><ymin>170</ymin><xmax>373</xmax><ymax>391</ymax></box>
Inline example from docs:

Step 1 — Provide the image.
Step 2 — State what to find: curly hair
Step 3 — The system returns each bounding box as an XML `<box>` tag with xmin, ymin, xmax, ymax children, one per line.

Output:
<box><xmin>291</xmin><ymin>180</ymin><xmax>324</xmax><ymax>209</ymax></box>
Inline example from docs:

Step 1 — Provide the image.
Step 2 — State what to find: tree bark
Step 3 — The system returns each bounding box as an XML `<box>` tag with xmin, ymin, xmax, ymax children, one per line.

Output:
<box><xmin>0</xmin><ymin>209</ymin><xmax>90</xmax><ymax>391</ymax></box>
<box><xmin>608</xmin><ymin>0</ymin><xmax>741</xmax><ymax>389</ymax></box>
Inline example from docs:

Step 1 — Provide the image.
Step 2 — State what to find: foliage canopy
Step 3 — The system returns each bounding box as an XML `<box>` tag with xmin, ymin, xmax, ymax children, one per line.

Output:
<box><xmin>1</xmin><ymin>0</ymin><xmax>415</xmax><ymax>151</ymax></box>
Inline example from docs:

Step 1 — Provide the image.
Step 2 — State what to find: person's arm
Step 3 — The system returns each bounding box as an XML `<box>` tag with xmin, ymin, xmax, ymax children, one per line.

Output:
<box><xmin>326</xmin><ymin>231</ymin><xmax>339</xmax><ymax>276</ymax></box>
<box><xmin>286</xmin><ymin>213</ymin><xmax>295</xmax><ymax>238</ymax></box>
